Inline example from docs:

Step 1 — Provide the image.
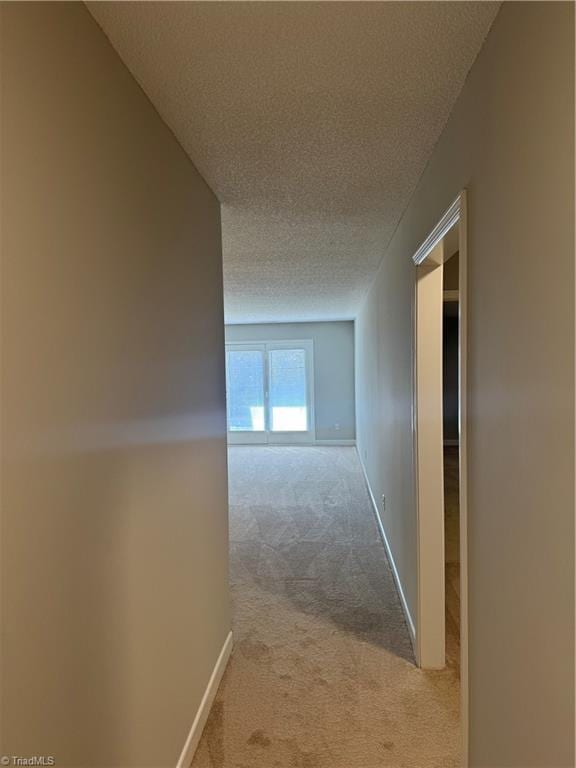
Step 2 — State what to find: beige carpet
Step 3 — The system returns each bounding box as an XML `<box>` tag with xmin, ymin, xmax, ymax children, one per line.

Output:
<box><xmin>192</xmin><ymin>447</ymin><xmax>460</xmax><ymax>768</ymax></box>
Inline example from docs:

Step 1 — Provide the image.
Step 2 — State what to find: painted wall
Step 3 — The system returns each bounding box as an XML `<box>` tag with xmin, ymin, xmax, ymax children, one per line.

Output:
<box><xmin>355</xmin><ymin>3</ymin><xmax>574</xmax><ymax>765</ymax></box>
<box><xmin>0</xmin><ymin>4</ymin><xmax>230</xmax><ymax>767</ymax></box>
<box><xmin>226</xmin><ymin>322</ymin><xmax>355</xmax><ymax>441</ymax></box>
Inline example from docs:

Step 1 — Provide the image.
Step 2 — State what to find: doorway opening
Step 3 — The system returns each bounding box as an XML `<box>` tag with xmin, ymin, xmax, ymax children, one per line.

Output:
<box><xmin>413</xmin><ymin>191</ymin><xmax>468</xmax><ymax>759</ymax></box>
<box><xmin>443</xmin><ymin>248</ymin><xmax>461</xmax><ymax>673</ymax></box>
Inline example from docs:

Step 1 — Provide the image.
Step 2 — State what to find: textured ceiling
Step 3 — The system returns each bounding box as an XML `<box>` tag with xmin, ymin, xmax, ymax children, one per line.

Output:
<box><xmin>88</xmin><ymin>1</ymin><xmax>499</xmax><ymax>324</ymax></box>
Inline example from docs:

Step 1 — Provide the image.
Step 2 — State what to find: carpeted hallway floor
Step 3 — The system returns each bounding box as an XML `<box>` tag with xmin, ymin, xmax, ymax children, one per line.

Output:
<box><xmin>192</xmin><ymin>447</ymin><xmax>460</xmax><ymax>768</ymax></box>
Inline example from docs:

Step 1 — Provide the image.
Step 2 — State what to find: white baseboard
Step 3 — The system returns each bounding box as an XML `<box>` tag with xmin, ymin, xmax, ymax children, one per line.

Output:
<box><xmin>229</xmin><ymin>440</ymin><xmax>356</xmax><ymax>447</ymax></box>
<box><xmin>356</xmin><ymin>449</ymin><xmax>417</xmax><ymax>648</ymax></box>
<box><xmin>314</xmin><ymin>439</ymin><xmax>356</xmax><ymax>446</ymax></box>
<box><xmin>176</xmin><ymin>631</ymin><xmax>233</xmax><ymax>768</ymax></box>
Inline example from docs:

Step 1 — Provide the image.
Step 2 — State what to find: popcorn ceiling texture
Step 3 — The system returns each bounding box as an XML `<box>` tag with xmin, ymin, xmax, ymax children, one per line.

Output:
<box><xmin>88</xmin><ymin>2</ymin><xmax>499</xmax><ymax>323</ymax></box>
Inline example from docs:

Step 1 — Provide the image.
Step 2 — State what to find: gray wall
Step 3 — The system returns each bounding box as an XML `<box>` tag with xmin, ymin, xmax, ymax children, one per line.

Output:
<box><xmin>226</xmin><ymin>322</ymin><xmax>355</xmax><ymax>441</ymax></box>
<box><xmin>0</xmin><ymin>4</ymin><xmax>230</xmax><ymax>766</ymax></box>
<box><xmin>355</xmin><ymin>3</ymin><xmax>574</xmax><ymax>766</ymax></box>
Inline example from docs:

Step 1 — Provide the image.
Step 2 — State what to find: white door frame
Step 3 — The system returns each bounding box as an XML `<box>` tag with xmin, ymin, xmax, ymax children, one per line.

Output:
<box><xmin>412</xmin><ymin>191</ymin><xmax>469</xmax><ymax>762</ymax></box>
<box><xmin>225</xmin><ymin>339</ymin><xmax>316</xmax><ymax>445</ymax></box>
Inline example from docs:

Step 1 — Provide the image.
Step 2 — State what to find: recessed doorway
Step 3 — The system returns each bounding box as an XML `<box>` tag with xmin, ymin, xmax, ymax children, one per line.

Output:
<box><xmin>412</xmin><ymin>191</ymin><xmax>469</xmax><ymax>759</ymax></box>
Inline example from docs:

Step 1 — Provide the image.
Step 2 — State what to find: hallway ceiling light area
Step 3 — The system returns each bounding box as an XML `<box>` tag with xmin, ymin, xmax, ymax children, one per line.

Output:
<box><xmin>88</xmin><ymin>2</ymin><xmax>499</xmax><ymax>324</ymax></box>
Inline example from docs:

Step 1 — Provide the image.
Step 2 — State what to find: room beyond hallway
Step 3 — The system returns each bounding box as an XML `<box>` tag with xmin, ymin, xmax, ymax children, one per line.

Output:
<box><xmin>192</xmin><ymin>447</ymin><xmax>460</xmax><ymax>768</ymax></box>
<box><xmin>444</xmin><ymin>446</ymin><xmax>461</xmax><ymax>673</ymax></box>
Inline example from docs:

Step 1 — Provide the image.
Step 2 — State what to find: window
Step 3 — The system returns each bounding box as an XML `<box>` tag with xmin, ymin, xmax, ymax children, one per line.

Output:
<box><xmin>225</xmin><ymin>340</ymin><xmax>314</xmax><ymax>444</ymax></box>
<box><xmin>225</xmin><ymin>347</ymin><xmax>265</xmax><ymax>432</ymax></box>
<box><xmin>269</xmin><ymin>348</ymin><xmax>307</xmax><ymax>432</ymax></box>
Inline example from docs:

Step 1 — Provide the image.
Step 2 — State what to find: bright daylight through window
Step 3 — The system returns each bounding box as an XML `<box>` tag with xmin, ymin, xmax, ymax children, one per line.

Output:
<box><xmin>225</xmin><ymin>342</ymin><xmax>312</xmax><ymax>439</ymax></box>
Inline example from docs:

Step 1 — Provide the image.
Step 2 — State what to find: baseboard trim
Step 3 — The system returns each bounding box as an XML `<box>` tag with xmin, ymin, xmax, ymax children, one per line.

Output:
<box><xmin>176</xmin><ymin>631</ymin><xmax>233</xmax><ymax>768</ymax></box>
<box><xmin>314</xmin><ymin>439</ymin><xmax>356</xmax><ymax>446</ymax></box>
<box><xmin>228</xmin><ymin>440</ymin><xmax>356</xmax><ymax>447</ymax></box>
<box><xmin>356</xmin><ymin>449</ymin><xmax>417</xmax><ymax>647</ymax></box>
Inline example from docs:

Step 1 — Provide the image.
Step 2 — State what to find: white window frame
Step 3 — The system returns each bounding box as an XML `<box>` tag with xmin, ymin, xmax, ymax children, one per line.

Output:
<box><xmin>225</xmin><ymin>339</ymin><xmax>315</xmax><ymax>445</ymax></box>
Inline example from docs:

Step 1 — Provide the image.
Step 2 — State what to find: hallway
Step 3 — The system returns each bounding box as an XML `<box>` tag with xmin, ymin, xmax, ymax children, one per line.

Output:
<box><xmin>192</xmin><ymin>447</ymin><xmax>460</xmax><ymax>768</ymax></box>
<box><xmin>2</xmin><ymin>4</ymin><xmax>574</xmax><ymax>765</ymax></box>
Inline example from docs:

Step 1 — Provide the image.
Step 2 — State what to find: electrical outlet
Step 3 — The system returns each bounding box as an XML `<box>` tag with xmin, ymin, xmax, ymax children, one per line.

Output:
<box><xmin>381</xmin><ymin>495</ymin><xmax>386</xmax><ymax>510</ymax></box>
<box><xmin>334</xmin><ymin>423</ymin><xmax>341</xmax><ymax>431</ymax></box>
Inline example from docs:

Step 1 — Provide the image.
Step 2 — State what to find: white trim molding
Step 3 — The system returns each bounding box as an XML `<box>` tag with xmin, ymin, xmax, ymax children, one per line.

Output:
<box><xmin>356</xmin><ymin>448</ymin><xmax>417</xmax><ymax>648</ymax></box>
<box><xmin>313</xmin><ymin>439</ymin><xmax>356</xmax><ymax>446</ymax></box>
<box><xmin>229</xmin><ymin>439</ymin><xmax>356</xmax><ymax>447</ymax></box>
<box><xmin>414</xmin><ymin>252</ymin><xmax>446</xmax><ymax>669</ymax></box>
<box><xmin>176</xmin><ymin>631</ymin><xmax>233</xmax><ymax>768</ymax></box>
<box><xmin>412</xmin><ymin>195</ymin><xmax>462</xmax><ymax>266</ymax></box>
